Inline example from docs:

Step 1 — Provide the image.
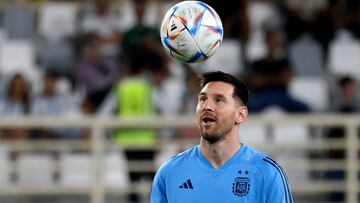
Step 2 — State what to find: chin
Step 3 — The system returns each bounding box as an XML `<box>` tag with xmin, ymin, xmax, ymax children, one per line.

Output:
<box><xmin>201</xmin><ymin>132</ymin><xmax>221</xmax><ymax>144</ymax></box>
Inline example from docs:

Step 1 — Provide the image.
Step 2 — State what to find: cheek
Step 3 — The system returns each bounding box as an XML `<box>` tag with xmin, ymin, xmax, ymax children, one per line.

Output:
<box><xmin>195</xmin><ymin>102</ymin><xmax>202</xmax><ymax>112</ymax></box>
<box><xmin>195</xmin><ymin>104</ymin><xmax>201</xmax><ymax>117</ymax></box>
<box><xmin>222</xmin><ymin>109</ymin><xmax>237</xmax><ymax>121</ymax></box>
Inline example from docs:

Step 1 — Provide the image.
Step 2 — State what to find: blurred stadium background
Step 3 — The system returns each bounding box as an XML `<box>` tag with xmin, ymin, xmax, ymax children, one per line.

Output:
<box><xmin>0</xmin><ymin>0</ymin><xmax>359</xmax><ymax>203</ymax></box>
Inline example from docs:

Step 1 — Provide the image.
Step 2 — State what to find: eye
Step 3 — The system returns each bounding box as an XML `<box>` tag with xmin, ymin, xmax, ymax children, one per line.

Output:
<box><xmin>215</xmin><ymin>96</ymin><xmax>225</xmax><ymax>103</ymax></box>
<box><xmin>199</xmin><ymin>95</ymin><xmax>206</xmax><ymax>101</ymax></box>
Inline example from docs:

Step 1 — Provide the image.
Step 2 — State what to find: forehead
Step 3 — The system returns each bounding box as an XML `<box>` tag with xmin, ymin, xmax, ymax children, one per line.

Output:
<box><xmin>200</xmin><ymin>81</ymin><xmax>234</xmax><ymax>96</ymax></box>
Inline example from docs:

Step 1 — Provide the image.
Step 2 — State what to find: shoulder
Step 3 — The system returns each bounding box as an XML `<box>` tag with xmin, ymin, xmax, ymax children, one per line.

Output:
<box><xmin>151</xmin><ymin>146</ymin><xmax>198</xmax><ymax>201</ymax></box>
<box><xmin>155</xmin><ymin>146</ymin><xmax>198</xmax><ymax>177</ymax></box>
<box><xmin>242</xmin><ymin>145</ymin><xmax>287</xmax><ymax>180</ymax></box>
<box><xmin>239</xmin><ymin>145</ymin><xmax>293</xmax><ymax>201</ymax></box>
<box><xmin>255</xmin><ymin>156</ymin><xmax>287</xmax><ymax>180</ymax></box>
<box><xmin>250</xmin><ymin>151</ymin><xmax>291</xmax><ymax>191</ymax></box>
<box><xmin>254</xmin><ymin>155</ymin><xmax>293</xmax><ymax>202</ymax></box>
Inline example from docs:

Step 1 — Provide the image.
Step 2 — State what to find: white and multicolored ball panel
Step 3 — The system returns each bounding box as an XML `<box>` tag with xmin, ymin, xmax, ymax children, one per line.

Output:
<box><xmin>160</xmin><ymin>1</ymin><xmax>223</xmax><ymax>63</ymax></box>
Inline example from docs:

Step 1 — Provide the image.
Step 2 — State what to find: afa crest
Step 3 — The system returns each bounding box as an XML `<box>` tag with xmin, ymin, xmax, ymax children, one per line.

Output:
<box><xmin>232</xmin><ymin>177</ymin><xmax>250</xmax><ymax>197</ymax></box>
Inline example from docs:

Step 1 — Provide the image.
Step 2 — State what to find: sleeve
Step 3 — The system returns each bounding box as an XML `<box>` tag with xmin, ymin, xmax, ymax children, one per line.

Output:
<box><xmin>263</xmin><ymin>157</ymin><xmax>293</xmax><ymax>203</ymax></box>
<box><xmin>150</xmin><ymin>169</ymin><xmax>168</xmax><ymax>203</ymax></box>
<box><xmin>97</xmin><ymin>93</ymin><xmax>117</xmax><ymax>116</ymax></box>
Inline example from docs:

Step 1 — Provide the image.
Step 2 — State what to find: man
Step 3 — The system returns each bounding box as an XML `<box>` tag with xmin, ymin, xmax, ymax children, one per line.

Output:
<box><xmin>150</xmin><ymin>71</ymin><xmax>293</xmax><ymax>203</ymax></box>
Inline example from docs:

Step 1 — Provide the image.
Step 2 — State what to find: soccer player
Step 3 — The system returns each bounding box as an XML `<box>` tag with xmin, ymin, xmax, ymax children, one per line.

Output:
<box><xmin>150</xmin><ymin>71</ymin><xmax>293</xmax><ymax>203</ymax></box>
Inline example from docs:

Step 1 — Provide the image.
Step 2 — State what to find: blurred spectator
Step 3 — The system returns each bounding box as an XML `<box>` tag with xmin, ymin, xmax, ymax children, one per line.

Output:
<box><xmin>311</xmin><ymin>0</ymin><xmax>347</xmax><ymax>56</ymax></box>
<box><xmin>81</xmin><ymin>0</ymin><xmax>122</xmax><ymax>56</ymax></box>
<box><xmin>0</xmin><ymin>73</ymin><xmax>30</xmax><ymax>140</ymax></box>
<box><xmin>75</xmin><ymin>96</ymin><xmax>96</xmax><ymax>141</ymax></box>
<box><xmin>205</xmin><ymin>0</ymin><xmax>250</xmax><ymax>42</ymax></box>
<box><xmin>180</xmin><ymin>68</ymin><xmax>201</xmax><ymax>116</ymax></box>
<box><xmin>114</xmin><ymin>62</ymin><xmax>157</xmax><ymax>203</ymax></box>
<box><xmin>152</xmin><ymin>60</ymin><xmax>181</xmax><ymax>117</ymax></box>
<box><xmin>120</xmin><ymin>0</ymin><xmax>170</xmax><ymax>120</ymax></box>
<box><xmin>331</xmin><ymin>76</ymin><xmax>360</xmax><ymax>112</ymax></box>
<box><xmin>345</xmin><ymin>1</ymin><xmax>360</xmax><ymax>39</ymax></box>
<box><xmin>115</xmin><ymin>82</ymin><xmax>155</xmax><ymax>133</ymax></box>
<box><xmin>121</xmin><ymin>0</ymin><xmax>159</xmax><ymax>50</ymax></box>
<box><xmin>80</xmin><ymin>96</ymin><xmax>96</xmax><ymax>116</ymax></box>
<box><xmin>280</xmin><ymin>1</ymin><xmax>310</xmax><ymax>43</ymax></box>
<box><xmin>0</xmin><ymin>73</ymin><xmax>30</xmax><ymax>117</ymax></box>
<box><xmin>98</xmin><ymin>54</ymin><xmax>159</xmax><ymax>203</ymax></box>
<box><xmin>30</xmin><ymin>72</ymin><xmax>68</xmax><ymax>139</ymax></box>
<box><xmin>324</xmin><ymin>75</ymin><xmax>360</xmax><ymax>202</ymax></box>
<box><xmin>152</xmin><ymin>62</ymin><xmax>185</xmax><ymax>140</ymax></box>
<box><xmin>0</xmin><ymin>73</ymin><xmax>30</xmax><ymax>162</ymax></box>
<box><xmin>74</xmin><ymin>33</ymin><xmax>120</xmax><ymax>109</ymax></box>
<box><xmin>120</xmin><ymin>0</ymin><xmax>163</xmax><ymax>73</ymax></box>
<box><xmin>31</xmin><ymin>72</ymin><xmax>64</xmax><ymax>116</ymax></box>
<box><xmin>179</xmin><ymin>67</ymin><xmax>201</xmax><ymax>141</ymax></box>
<box><xmin>248</xmin><ymin>26</ymin><xmax>310</xmax><ymax>113</ymax></box>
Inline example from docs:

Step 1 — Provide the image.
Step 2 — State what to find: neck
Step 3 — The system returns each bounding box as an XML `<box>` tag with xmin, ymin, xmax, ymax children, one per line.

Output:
<box><xmin>200</xmin><ymin>131</ymin><xmax>241</xmax><ymax>169</ymax></box>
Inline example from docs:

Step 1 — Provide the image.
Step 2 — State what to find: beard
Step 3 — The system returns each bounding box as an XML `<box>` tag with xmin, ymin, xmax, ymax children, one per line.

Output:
<box><xmin>200</xmin><ymin>121</ymin><xmax>233</xmax><ymax>143</ymax></box>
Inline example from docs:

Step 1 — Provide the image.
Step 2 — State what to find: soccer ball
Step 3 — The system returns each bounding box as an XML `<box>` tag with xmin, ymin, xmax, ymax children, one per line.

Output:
<box><xmin>160</xmin><ymin>1</ymin><xmax>223</xmax><ymax>63</ymax></box>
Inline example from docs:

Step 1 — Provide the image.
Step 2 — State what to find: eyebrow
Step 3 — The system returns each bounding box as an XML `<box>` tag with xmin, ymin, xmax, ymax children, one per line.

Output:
<box><xmin>214</xmin><ymin>94</ymin><xmax>227</xmax><ymax>100</ymax></box>
<box><xmin>199</xmin><ymin>92</ymin><xmax>227</xmax><ymax>98</ymax></box>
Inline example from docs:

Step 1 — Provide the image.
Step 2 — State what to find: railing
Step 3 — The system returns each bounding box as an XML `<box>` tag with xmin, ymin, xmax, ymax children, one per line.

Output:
<box><xmin>0</xmin><ymin>114</ymin><xmax>359</xmax><ymax>203</ymax></box>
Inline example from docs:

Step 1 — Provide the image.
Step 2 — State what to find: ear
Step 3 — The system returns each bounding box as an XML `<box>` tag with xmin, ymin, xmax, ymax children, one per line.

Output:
<box><xmin>235</xmin><ymin>106</ymin><xmax>248</xmax><ymax>125</ymax></box>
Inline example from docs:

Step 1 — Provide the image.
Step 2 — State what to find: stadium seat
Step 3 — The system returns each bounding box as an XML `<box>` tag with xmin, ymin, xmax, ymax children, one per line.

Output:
<box><xmin>239</xmin><ymin>123</ymin><xmax>268</xmax><ymax>147</ymax></box>
<box><xmin>0</xmin><ymin>149</ymin><xmax>10</xmax><ymax>185</ymax></box>
<box><xmin>0</xmin><ymin>29</ymin><xmax>8</xmax><ymax>42</ymax></box>
<box><xmin>0</xmin><ymin>39</ymin><xmax>40</xmax><ymax>80</ymax></box>
<box><xmin>202</xmin><ymin>39</ymin><xmax>244</xmax><ymax>75</ymax></box>
<box><xmin>117</xmin><ymin>0</ymin><xmax>159</xmax><ymax>31</ymax></box>
<box><xmin>37</xmin><ymin>39</ymin><xmax>74</xmax><ymax>76</ymax></box>
<box><xmin>328</xmin><ymin>30</ymin><xmax>360</xmax><ymax>79</ymax></box>
<box><xmin>248</xmin><ymin>1</ymin><xmax>279</xmax><ymax>32</ymax></box>
<box><xmin>59</xmin><ymin>153</ymin><xmax>91</xmax><ymax>187</ymax></box>
<box><xmin>272</xmin><ymin>124</ymin><xmax>311</xmax><ymax>182</ymax></box>
<box><xmin>38</xmin><ymin>2</ymin><xmax>78</xmax><ymax>41</ymax></box>
<box><xmin>289</xmin><ymin>76</ymin><xmax>330</xmax><ymax>111</ymax></box>
<box><xmin>142</xmin><ymin>0</ymin><xmax>158</xmax><ymax>27</ymax></box>
<box><xmin>289</xmin><ymin>34</ymin><xmax>325</xmax><ymax>76</ymax></box>
<box><xmin>155</xmin><ymin>143</ymin><xmax>178</xmax><ymax>169</ymax></box>
<box><xmin>3</xmin><ymin>4</ymin><xmax>36</xmax><ymax>39</ymax></box>
<box><xmin>104</xmin><ymin>151</ymin><xmax>130</xmax><ymax>189</ymax></box>
<box><xmin>246</xmin><ymin>1</ymin><xmax>279</xmax><ymax>62</ymax></box>
<box><xmin>245</xmin><ymin>32</ymin><xmax>267</xmax><ymax>62</ymax></box>
<box><xmin>17</xmin><ymin>153</ymin><xmax>54</xmax><ymax>186</ymax></box>
<box><xmin>154</xmin><ymin>77</ymin><xmax>185</xmax><ymax>115</ymax></box>
<box><xmin>273</xmin><ymin>124</ymin><xmax>309</xmax><ymax>145</ymax></box>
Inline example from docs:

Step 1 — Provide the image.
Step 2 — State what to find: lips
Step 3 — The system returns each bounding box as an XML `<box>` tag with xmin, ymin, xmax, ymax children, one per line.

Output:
<box><xmin>201</xmin><ymin>114</ymin><xmax>217</xmax><ymax>125</ymax></box>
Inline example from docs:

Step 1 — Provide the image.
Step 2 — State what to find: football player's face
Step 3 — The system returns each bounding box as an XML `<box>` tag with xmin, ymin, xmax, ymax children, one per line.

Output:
<box><xmin>196</xmin><ymin>81</ymin><xmax>241</xmax><ymax>143</ymax></box>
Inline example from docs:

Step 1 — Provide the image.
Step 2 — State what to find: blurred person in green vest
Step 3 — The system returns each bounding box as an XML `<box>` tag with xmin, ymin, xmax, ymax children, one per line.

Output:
<box><xmin>118</xmin><ymin>50</ymin><xmax>166</xmax><ymax>202</ymax></box>
<box><xmin>114</xmin><ymin>68</ymin><xmax>156</xmax><ymax>146</ymax></box>
<box><xmin>99</xmin><ymin>48</ymin><xmax>166</xmax><ymax>203</ymax></box>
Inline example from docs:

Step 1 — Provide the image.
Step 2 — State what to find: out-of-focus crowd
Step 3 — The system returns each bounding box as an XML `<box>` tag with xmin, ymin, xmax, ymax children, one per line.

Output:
<box><xmin>0</xmin><ymin>0</ymin><xmax>359</xmax><ymax>140</ymax></box>
<box><xmin>0</xmin><ymin>1</ymin><xmax>359</xmax><ymax>202</ymax></box>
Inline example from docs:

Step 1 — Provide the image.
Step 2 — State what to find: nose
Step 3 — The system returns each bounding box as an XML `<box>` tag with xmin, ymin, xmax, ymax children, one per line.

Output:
<box><xmin>202</xmin><ymin>99</ymin><xmax>214</xmax><ymax>111</ymax></box>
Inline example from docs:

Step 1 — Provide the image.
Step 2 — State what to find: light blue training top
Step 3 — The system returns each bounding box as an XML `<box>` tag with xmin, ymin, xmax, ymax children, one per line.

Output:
<box><xmin>151</xmin><ymin>144</ymin><xmax>293</xmax><ymax>203</ymax></box>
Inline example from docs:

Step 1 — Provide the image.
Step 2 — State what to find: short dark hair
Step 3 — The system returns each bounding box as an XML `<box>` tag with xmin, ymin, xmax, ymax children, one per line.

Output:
<box><xmin>199</xmin><ymin>71</ymin><xmax>249</xmax><ymax>106</ymax></box>
<box><xmin>339</xmin><ymin>76</ymin><xmax>354</xmax><ymax>87</ymax></box>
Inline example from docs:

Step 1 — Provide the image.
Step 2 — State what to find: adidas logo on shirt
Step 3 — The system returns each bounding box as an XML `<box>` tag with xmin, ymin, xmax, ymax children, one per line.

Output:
<box><xmin>179</xmin><ymin>179</ymin><xmax>193</xmax><ymax>189</ymax></box>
